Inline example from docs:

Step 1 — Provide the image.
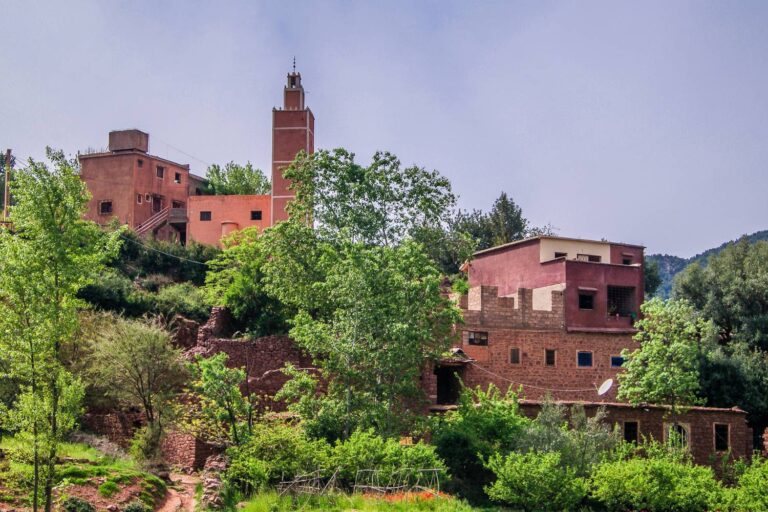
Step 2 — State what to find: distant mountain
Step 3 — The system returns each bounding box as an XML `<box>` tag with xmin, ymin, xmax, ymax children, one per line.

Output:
<box><xmin>647</xmin><ymin>230</ymin><xmax>768</xmax><ymax>298</ymax></box>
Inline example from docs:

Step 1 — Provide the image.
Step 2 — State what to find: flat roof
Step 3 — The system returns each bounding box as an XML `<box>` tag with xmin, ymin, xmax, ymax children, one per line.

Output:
<box><xmin>78</xmin><ymin>149</ymin><xmax>192</xmax><ymax>171</ymax></box>
<box><xmin>473</xmin><ymin>235</ymin><xmax>645</xmax><ymax>257</ymax></box>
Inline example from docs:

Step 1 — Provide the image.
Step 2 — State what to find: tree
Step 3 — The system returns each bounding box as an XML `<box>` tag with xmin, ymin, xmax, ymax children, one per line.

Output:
<box><xmin>487</xmin><ymin>192</ymin><xmax>528</xmax><ymax>246</ymax></box>
<box><xmin>203</xmin><ymin>161</ymin><xmax>270</xmax><ymax>195</ymax></box>
<box><xmin>644</xmin><ymin>257</ymin><xmax>662</xmax><ymax>296</ymax></box>
<box><xmin>0</xmin><ymin>148</ymin><xmax>117</xmax><ymax>512</ymax></box>
<box><xmin>673</xmin><ymin>238</ymin><xmax>768</xmax><ymax>349</ymax></box>
<box><xmin>618</xmin><ymin>298</ymin><xmax>707</xmax><ymax>416</ymax></box>
<box><xmin>93</xmin><ymin>315</ymin><xmax>188</xmax><ymax>460</ymax></box>
<box><xmin>267</xmin><ymin>223</ymin><xmax>461</xmax><ymax>440</ymax></box>
<box><xmin>284</xmin><ymin>149</ymin><xmax>456</xmax><ymax>246</ymax></box>
<box><xmin>0</xmin><ymin>150</ymin><xmax>15</xmax><ymax>213</ymax></box>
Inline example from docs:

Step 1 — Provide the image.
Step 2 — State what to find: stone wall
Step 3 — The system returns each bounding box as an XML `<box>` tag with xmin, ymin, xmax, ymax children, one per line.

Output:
<box><xmin>161</xmin><ymin>431</ymin><xmax>221</xmax><ymax>470</ymax></box>
<box><xmin>81</xmin><ymin>411</ymin><xmax>143</xmax><ymax>448</ymax></box>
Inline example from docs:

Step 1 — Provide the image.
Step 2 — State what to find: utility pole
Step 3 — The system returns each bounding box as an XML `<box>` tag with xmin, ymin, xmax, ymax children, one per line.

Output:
<box><xmin>3</xmin><ymin>149</ymin><xmax>10</xmax><ymax>220</ymax></box>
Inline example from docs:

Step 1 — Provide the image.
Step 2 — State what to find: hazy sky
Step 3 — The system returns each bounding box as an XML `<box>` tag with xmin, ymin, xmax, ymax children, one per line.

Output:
<box><xmin>2</xmin><ymin>1</ymin><xmax>767</xmax><ymax>257</ymax></box>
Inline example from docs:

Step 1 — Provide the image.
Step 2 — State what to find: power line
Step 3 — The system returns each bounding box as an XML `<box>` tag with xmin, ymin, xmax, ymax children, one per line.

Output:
<box><xmin>118</xmin><ymin>234</ymin><xmax>210</xmax><ymax>266</ymax></box>
<box><xmin>467</xmin><ymin>361</ymin><xmax>598</xmax><ymax>394</ymax></box>
<box><xmin>151</xmin><ymin>135</ymin><xmax>212</xmax><ymax>168</ymax></box>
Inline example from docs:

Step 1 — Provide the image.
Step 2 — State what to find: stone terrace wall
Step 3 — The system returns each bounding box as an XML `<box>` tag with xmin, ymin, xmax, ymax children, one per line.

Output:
<box><xmin>161</xmin><ymin>431</ymin><xmax>220</xmax><ymax>470</ymax></box>
<box><xmin>81</xmin><ymin>411</ymin><xmax>143</xmax><ymax>448</ymax></box>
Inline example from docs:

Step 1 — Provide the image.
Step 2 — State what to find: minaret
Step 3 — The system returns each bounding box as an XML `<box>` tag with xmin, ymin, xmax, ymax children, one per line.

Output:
<box><xmin>271</xmin><ymin>65</ymin><xmax>314</xmax><ymax>225</ymax></box>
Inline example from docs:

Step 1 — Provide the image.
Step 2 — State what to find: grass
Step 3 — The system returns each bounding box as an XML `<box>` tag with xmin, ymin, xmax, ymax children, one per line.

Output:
<box><xmin>239</xmin><ymin>491</ymin><xmax>489</xmax><ymax>512</ymax></box>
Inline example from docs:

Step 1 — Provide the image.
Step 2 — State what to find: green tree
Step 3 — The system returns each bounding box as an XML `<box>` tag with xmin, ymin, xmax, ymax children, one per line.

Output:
<box><xmin>618</xmin><ymin>298</ymin><xmax>707</xmax><ymax>416</ymax></box>
<box><xmin>92</xmin><ymin>315</ymin><xmax>188</xmax><ymax>460</ymax></box>
<box><xmin>487</xmin><ymin>192</ymin><xmax>528</xmax><ymax>246</ymax></box>
<box><xmin>284</xmin><ymin>149</ymin><xmax>456</xmax><ymax>246</ymax></box>
<box><xmin>203</xmin><ymin>161</ymin><xmax>270</xmax><ymax>195</ymax></box>
<box><xmin>0</xmin><ymin>148</ymin><xmax>117</xmax><ymax>512</ymax></box>
<box><xmin>644</xmin><ymin>257</ymin><xmax>662</xmax><ymax>296</ymax></box>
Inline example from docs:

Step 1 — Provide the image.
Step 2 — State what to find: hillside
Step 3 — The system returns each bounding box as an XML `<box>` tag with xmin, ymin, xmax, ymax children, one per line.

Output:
<box><xmin>648</xmin><ymin>229</ymin><xmax>768</xmax><ymax>298</ymax></box>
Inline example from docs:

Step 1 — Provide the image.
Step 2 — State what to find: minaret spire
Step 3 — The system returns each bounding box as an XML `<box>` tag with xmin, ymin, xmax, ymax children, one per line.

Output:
<box><xmin>292</xmin><ymin>56</ymin><xmax>296</xmax><ymax>73</ymax></box>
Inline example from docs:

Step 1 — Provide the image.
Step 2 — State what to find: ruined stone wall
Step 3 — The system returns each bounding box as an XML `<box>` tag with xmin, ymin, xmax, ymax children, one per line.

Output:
<box><xmin>161</xmin><ymin>431</ymin><xmax>220</xmax><ymax>470</ymax></box>
<box><xmin>81</xmin><ymin>411</ymin><xmax>143</xmax><ymax>448</ymax></box>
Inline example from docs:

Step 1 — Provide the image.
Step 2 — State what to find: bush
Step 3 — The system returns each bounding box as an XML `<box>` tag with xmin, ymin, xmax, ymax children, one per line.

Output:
<box><xmin>329</xmin><ymin>429</ymin><xmax>448</xmax><ymax>490</ymax></box>
<box><xmin>430</xmin><ymin>384</ymin><xmax>529</xmax><ymax>501</ymax></box>
<box><xmin>61</xmin><ymin>497</ymin><xmax>96</xmax><ymax>512</ymax></box>
<box><xmin>122</xmin><ymin>502</ymin><xmax>150</xmax><ymax>512</ymax></box>
<box><xmin>484</xmin><ymin>451</ymin><xmax>587</xmax><ymax>511</ymax></box>
<box><xmin>225</xmin><ymin>422</ymin><xmax>330</xmax><ymax>493</ymax></box>
<box><xmin>130</xmin><ymin>424</ymin><xmax>164</xmax><ymax>464</ymax></box>
<box><xmin>78</xmin><ymin>269</ymin><xmax>155</xmax><ymax>317</ymax></box>
<box><xmin>98</xmin><ymin>480</ymin><xmax>120</xmax><ymax>498</ymax></box>
<box><xmin>732</xmin><ymin>457</ymin><xmax>768</xmax><ymax>511</ymax></box>
<box><xmin>155</xmin><ymin>282</ymin><xmax>209</xmax><ymax>321</ymax></box>
<box><xmin>589</xmin><ymin>454</ymin><xmax>723</xmax><ymax>512</ymax></box>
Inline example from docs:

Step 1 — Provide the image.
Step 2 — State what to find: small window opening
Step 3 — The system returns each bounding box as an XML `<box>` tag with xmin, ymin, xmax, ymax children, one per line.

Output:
<box><xmin>137</xmin><ymin>159</ymin><xmax>144</xmax><ymax>168</ymax></box>
<box><xmin>611</xmin><ymin>355</ymin><xmax>625</xmax><ymax>368</ymax></box>
<box><xmin>577</xmin><ymin>254</ymin><xmax>601</xmax><ymax>263</ymax></box>
<box><xmin>545</xmin><ymin>349</ymin><xmax>556</xmax><ymax>367</ymax></box>
<box><xmin>579</xmin><ymin>293</ymin><xmax>594</xmax><ymax>310</ymax></box>
<box><xmin>667</xmin><ymin>423</ymin><xmax>689</xmax><ymax>448</ymax></box>
<box><xmin>99</xmin><ymin>201</ymin><xmax>113</xmax><ymax>215</ymax></box>
<box><xmin>136</xmin><ymin>194</ymin><xmax>142</xmax><ymax>204</ymax></box>
<box><xmin>156</xmin><ymin>166</ymin><xmax>165</xmax><ymax>179</ymax></box>
<box><xmin>714</xmin><ymin>424</ymin><xmax>729</xmax><ymax>451</ymax></box>
<box><xmin>200</xmin><ymin>211</ymin><xmax>212</xmax><ymax>221</ymax></box>
<box><xmin>624</xmin><ymin>421</ymin><xmax>639</xmax><ymax>444</ymax></box>
<box><xmin>290</xmin><ymin>76</ymin><xmax>297</xmax><ymax>87</ymax></box>
<box><xmin>554</xmin><ymin>251</ymin><xmax>567</xmax><ymax>259</ymax></box>
<box><xmin>607</xmin><ymin>286</ymin><xmax>636</xmax><ymax>317</ymax></box>
<box><xmin>622</xmin><ymin>258</ymin><xmax>632</xmax><ymax>265</ymax></box>
<box><xmin>250</xmin><ymin>210</ymin><xmax>262</xmax><ymax>221</ymax></box>
<box><xmin>467</xmin><ymin>331</ymin><xmax>488</xmax><ymax>346</ymax></box>
<box><xmin>510</xmin><ymin>347</ymin><xmax>521</xmax><ymax>364</ymax></box>
<box><xmin>174</xmin><ymin>172</ymin><xmax>181</xmax><ymax>183</ymax></box>
<box><xmin>145</xmin><ymin>193</ymin><xmax>151</xmax><ymax>201</ymax></box>
<box><xmin>577</xmin><ymin>351</ymin><xmax>593</xmax><ymax>367</ymax></box>
<box><xmin>172</xmin><ymin>200</ymin><xmax>184</xmax><ymax>208</ymax></box>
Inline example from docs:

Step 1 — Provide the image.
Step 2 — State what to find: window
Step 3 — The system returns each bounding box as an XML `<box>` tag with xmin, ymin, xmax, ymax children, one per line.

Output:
<box><xmin>577</xmin><ymin>254</ymin><xmax>601</xmax><ymax>263</ymax></box>
<box><xmin>98</xmin><ymin>201</ymin><xmax>113</xmax><ymax>215</ymax></box>
<box><xmin>714</xmin><ymin>424</ymin><xmax>729</xmax><ymax>451</ymax></box>
<box><xmin>510</xmin><ymin>347</ymin><xmax>521</xmax><ymax>364</ymax></box>
<box><xmin>666</xmin><ymin>423</ymin><xmax>690</xmax><ymax>448</ymax></box>
<box><xmin>467</xmin><ymin>331</ymin><xmax>488</xmax><ymax>346</ymax></box>
<box><xmin>623</xmin><ymin>421</ymin><xmax>639</xmax><ymax>444</ymax></box>
<box><xmin>172</xmin><ymin>200</ymin><xmax>184</xmax><ymax>208</ymax></box>
<box><xmin>137</xmin><ymin>159</ymin><xmax>144</xmax><ymax>168</ymax></box>
<box><xmin>156</xmin><ymin>166</ymin><xmax>165</xmax><ymax>178</ymax></box>
<box><xmin>607</xmin><ymin>286</ymin><xmax>636</xmax><ymax>317</ymax></box>
<box><xmin>174</xmin><ymin>172</ymin><xmax>181</xmax><ymax>184</ymax></box>
<box><xmin>251</xmin><ymin>210</ymin><xmax>263</xmax><ymax>221</ymax></box>
<box><xmin>622</xmin><ymin>258</ymin><xmax>632</xmax><ymax>265</ymax></box>
<box><xmin>545</xmin><ymin>349</ymin><xmax>556</xmax><ymax>366</ymax></box>
<box><xmin>579</xmin><ymin>293</ymin><xmax>594</xmax><ymax>310</ymax></box>
<box><xmin>145</xmin><ymin>193</ymin><xmax>151</xmax><ymax>201</ymax></box>
<box><xmin>136</xmin><ymin>194</ymin><xmax>142</xmax><ymax>204</ymax></box>
<box><xmin>200</xmin><ymin>211</ymin><xmax>212</xmax><ymax>221</ymax></box>
<box><xmin>611</xmin><ymin>355</ymin><xmax>625</xmax><ymax>368</ymax></box>
<box><xmin>577</xmin><ymin>351</ymin><xmax>593</xmax><ymax>367</ymax></box>
<box><xmin>554</xmin><ymin>251</ymin><xmax>567</xmax><ymax>259</ymax></box>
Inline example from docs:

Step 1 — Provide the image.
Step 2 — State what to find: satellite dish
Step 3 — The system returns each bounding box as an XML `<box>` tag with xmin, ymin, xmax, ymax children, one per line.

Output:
<box><xmin>597</xmin><ymin>378</ymin><xmax>613</xmax><ymax>396</ymax></box>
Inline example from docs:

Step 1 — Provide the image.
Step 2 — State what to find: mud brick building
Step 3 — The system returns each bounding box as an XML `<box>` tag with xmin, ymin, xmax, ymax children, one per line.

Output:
<box><xmin>424</xmin><ymin>236</ymin><xmax>753</xmax><ymax>464</ymax></box>
<box><xmin>78</xmin><ymin>70</ymin><xmax>313</xmax><ymax>246</ymax></box>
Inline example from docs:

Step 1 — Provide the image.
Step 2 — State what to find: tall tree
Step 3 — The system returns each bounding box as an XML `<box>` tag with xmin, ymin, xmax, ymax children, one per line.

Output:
<box><xmin>618</xmin><ymin>298</ymin><xmax>707</xmax><ymax>416</ymax></box>
<box><xmin>644</xmin><ymin>257</ymin><xmax>662</xmax><ymax>296</ymax></box>
<box><xmin>488</xmin><ymin>192</ymin><xmax>528</xmax><ymax>246</ymax></box>
<box><xmin>204</xmin><ymin>161</ymin><xmax>271</xmax><ymax>195</ymax></box>
<box><xmin>0</xmin><ymin>149</ymin><xmax>117</xmax><ymax>511</ymax></box>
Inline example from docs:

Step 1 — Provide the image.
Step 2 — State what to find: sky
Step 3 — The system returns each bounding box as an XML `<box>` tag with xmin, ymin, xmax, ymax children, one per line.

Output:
<box><xmin>2</xmin><ymin>1</ymin><xmax>767</xmax><ymax>257</ymax></box>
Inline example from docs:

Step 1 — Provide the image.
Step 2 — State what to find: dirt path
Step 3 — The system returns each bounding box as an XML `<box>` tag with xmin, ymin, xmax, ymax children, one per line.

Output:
<box><xmin>156</xmin><ymin>473</ymin><xmax>199</xmax><ymax>512</ymax></box>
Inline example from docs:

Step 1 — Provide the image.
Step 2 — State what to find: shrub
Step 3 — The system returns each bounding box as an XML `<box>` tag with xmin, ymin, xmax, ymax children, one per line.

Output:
<box><xmin>78</xmin><ymin>269</ymin><xmax>155</xmax><ymax>317</ymax></box>
<box><xmin>589</xmin><ymin>455</ymin><xmax>723</xmax><ymax>512</ymax></box>
<box><xmin>732</xmin><ymin>456</ymin><xmax>768</xmax><ymax>511</ymax></box>
<box><xmin>329</xmin><ymin>429</ymin><xmax>448</xmax><ymax>490</ymax></box>
<box><xmin>484</xmin><ymin>451</ymin><xmax>587</xmax><ymax>511</ymax></box>
<box><xmin>430</xmin><ymin>384</ymin><xmax>529</xmax><ymax>501</ymax></box>
<box><xmin>130</xmin><ymin>424</ymin><xmax>164</xmax><ymax>464</ymax></box>
<box><xmin>225</xmin><ymin>422</ymin><xmax>330</xmax><ymax>493</ymax></box>
<box><xmin>122</xmin><ymin>502</ymin><xmax>149</xmax><ymax>512</ymax></box>
<box><xmin>98</xmin><ymin>480</ymin><xmax>120</xmax><ymax>498</ymax></box>
<box><xmin>61</xmin><ymin>497</ymin><xmax>96</xmax><ymax>512</ymax></box>
<box><xmin>155</xmin><ymin>282</ymin><xmax>209</xmax><ymax>321</ymax></box>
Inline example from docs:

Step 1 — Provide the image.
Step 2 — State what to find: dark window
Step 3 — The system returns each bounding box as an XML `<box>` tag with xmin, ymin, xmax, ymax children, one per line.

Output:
<box><xmin>251</xmin><ymin>210</ymin><xmax>263</xmax><ymax>221</ymax></box>
<box><xmin>152</xmin><ymin>196</ymin><xmax>162</xmax><ymax>213</ymax></box>
<box><xmin>136</xmin><ymin>194</ymin><xmax>142</xmax><ymax>204</ymax></box>
<box><xmin>624</xmin><ymin>421</ymin><xmax>639</xmax><ymax>444</ymax></box>
<box><xmin>714</xmin><ymin>424</ymin><xmax>729</xmax><ymax>451</ymax></box>
<box><xmin>137</xmin><ymin>159</ymin><xmax>144</xmax><ymax>168</ymax></box>
<box><xmin>579</xmin><ymin>293</ymin><xmax>594</xmax><ymax>310</ymax></box>
<box><xmin>174</xmin><ymin>172</ymin><xmax>181</xmax><ymax>183</ymax></box>
<box><xmin>156</xmin><ymin>166</ymin><xmax>165</xmax><ymax>178</ymax></box>
<box><xmin>290</xmin><ymin>76</ymin><xmax>296</xmax><ymax>87</ymax></box>
<box><xmin>145</xmin><ymin>193</ymin><xmax>151</xmax><ymax>201</ymax></box>
<box><xmin>668</xmin><ymin>423</ymin><xmax>689</xmax><ymax>448</ymax></box>
<box><xmin>554</xmin><ymin>251</ymin><xmax>567</xmax><ymax>258</ymax></box>
<box><xmin>588</xmin><ymin>255</ymin><xmax>601</xmax><ymax>262</ymax></box>
<box><xmin>545</xmin><ymin>349</ymin><xmax>556</xmax><ymax>366</ymax></box>
<box><xmin>510</xmin><ymin>348</ymin><xmax>521</xmax><ymax>364</ymax></box>
<box><xmin>200</xmin><ymin>211</ymin><xmax>212</xmax><ymax>221</ymax></box>
<box><xmin>611</xmin><ymin>355</ymin><xmax>625</xmax><ymax>368</ymax></box>
<box><xmin>622</xmin><ymin>258</ymin><xmax>632</xmax><ymax>265</ymax></box>
<box><xmin>577</xmin><ymin>351</ymin><xmax>593</xmax><ymax>367</ymax></box>
<box><xmin>99</xmin><ymin>201</ymin><xmax>113</xmax><ymax>215</ymax></box>
<box><xmin>467</xmin><ymin>331</ymin><xmax>488</xmax><ymax>346</ymax></box>
<box><xmin>607</xmin><ymin>286</ymin><xmax>636</xmax><ymax>317</ymax></box>
<box><xmin>172</xmin><ymin>200</ymin><xmax>184</xmax><ymax>208</ymax></box>
<box><xmin>577</xmin><ymin>253</ymin><xmax>601</xmax><ymax>263</ymax></box>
